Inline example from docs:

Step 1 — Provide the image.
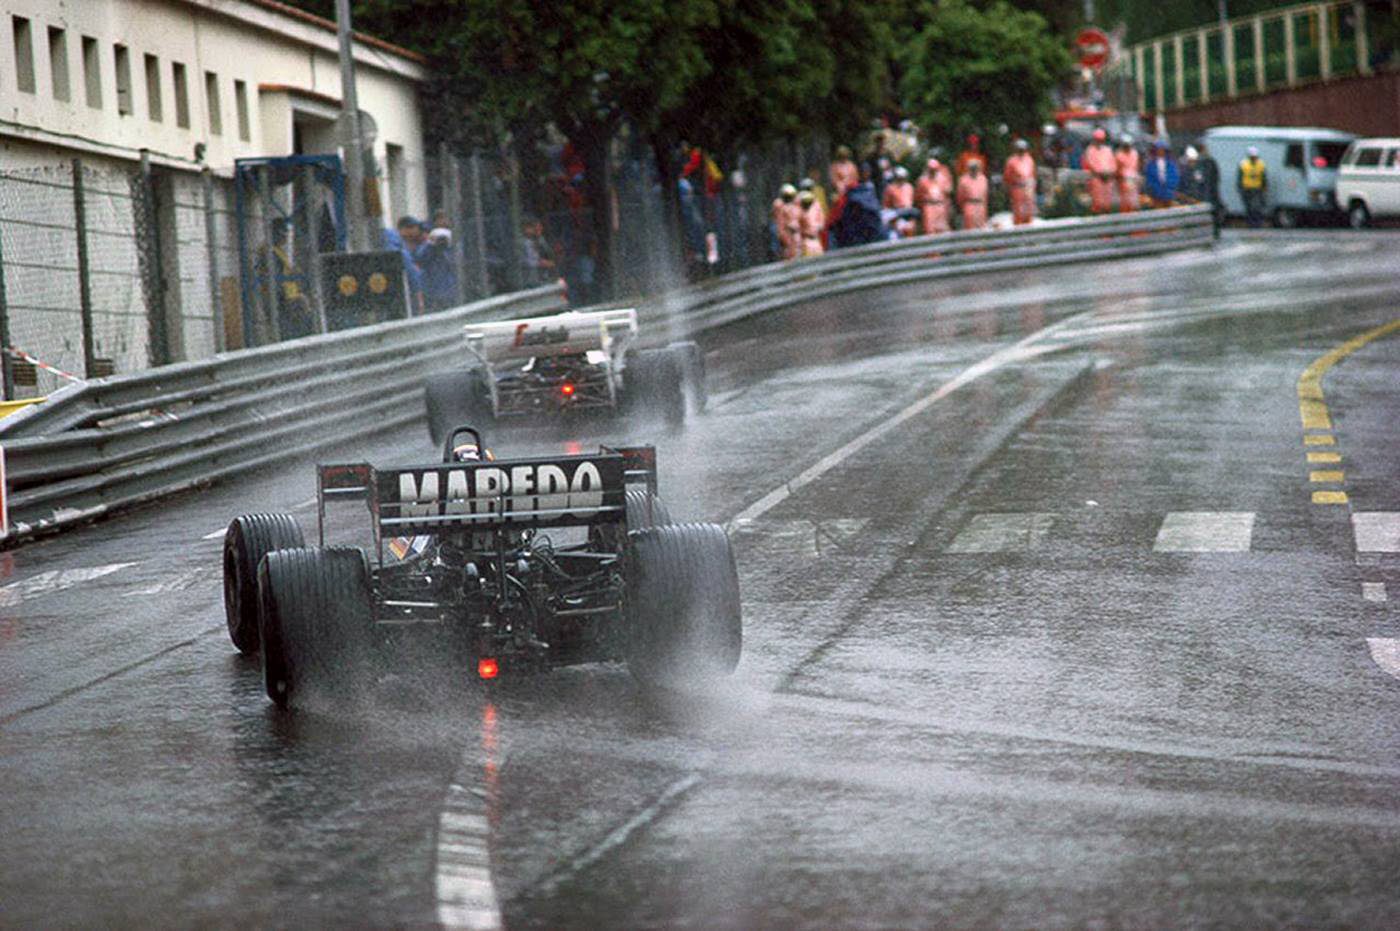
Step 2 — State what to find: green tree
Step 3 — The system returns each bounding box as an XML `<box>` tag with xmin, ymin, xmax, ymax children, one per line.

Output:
<box><xmin>898</xmin><ymin>0</ymin><xmax>1073</xmax><ymax>151</ymax></box>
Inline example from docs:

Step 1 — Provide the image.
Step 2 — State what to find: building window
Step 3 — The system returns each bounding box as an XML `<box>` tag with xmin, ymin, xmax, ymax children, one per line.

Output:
<box><xmin>12</xmin><ymin>16</ymin><xmax>36</xmax><ymax>94</ymax></box>
<box><xmin>114</xmin><ymin>44</ymin><xmax>132</xmax><ymax>115</ymax></box>
<box><xmin>172</xmin><ymin>61</ymin><xmax>189</xmax><ymax>128</ymax></box>
<box><xmin>48</xmin><ymin>27</ymin><xmax>70</xmax><ymax>102</ymax></box>
<box><xmin>82</xmin><ymin>35</ymin><xmax>102</xmax><ymax>108</ymax></box>
<box><xmin>144</xmin><ymin>54</ymin><xmax>161</xmax><ymax>121</ymax></box>
<box><xmin>204</xmin><ymin>70</ymin><xmax>221</xmax><ymax>135</ymax></box>
<box><xmin>234</xmin><ymin>79</ymin><xmax>250</xmax><ymax>141</ymax></box>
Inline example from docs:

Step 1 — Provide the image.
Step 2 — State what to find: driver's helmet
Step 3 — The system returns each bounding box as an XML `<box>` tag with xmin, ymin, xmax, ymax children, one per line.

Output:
<box><xmin>452</xmin><ymin>442</ymin><xmax>495</xmax><ymax>462</ymax></box>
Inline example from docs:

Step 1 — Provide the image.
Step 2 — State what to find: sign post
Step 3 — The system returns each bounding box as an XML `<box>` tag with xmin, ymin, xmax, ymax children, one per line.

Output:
<box><xmin>1</xmin><ymin>445</ymin><xmax>9</xmax><ymax>540</ymax></box>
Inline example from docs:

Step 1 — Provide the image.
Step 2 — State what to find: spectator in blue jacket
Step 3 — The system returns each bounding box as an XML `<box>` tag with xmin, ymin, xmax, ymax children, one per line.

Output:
<box><xmin>1143</xmin><ymin>142</ymin><xmax>1180</xmax><ymax>207</ymax></box>
<box><xmin>415</xmin><ymin>211</ymin><xmax>459</xmax><ymax>311</ymax></box>
<box><xmin>383</xmin><ymin>216</ymin><xmax>425</xmax><ymax>313</ymax></box>
<box><xmin>828</xmin><ymin>164</ymin><xmax>886</xmax><ymax>248</ymax></box>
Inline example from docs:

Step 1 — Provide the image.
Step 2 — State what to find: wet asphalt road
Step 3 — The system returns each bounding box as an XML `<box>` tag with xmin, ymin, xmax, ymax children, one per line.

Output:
<box><xmin>3</xmin><ymin>231</ymin><xmax>1400</xmax><ymax>928</ymax></box>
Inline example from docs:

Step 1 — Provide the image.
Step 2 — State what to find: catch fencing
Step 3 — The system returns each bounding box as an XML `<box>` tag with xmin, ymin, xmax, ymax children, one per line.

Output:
<box><xmin>0</xmin><ymin>203</ymin><xmax>1213</xmax><ymax>543</ymax></box>
<box><xmin>0</xmin><ymin>158</ymin><xmax>238</xmax><ymax>398</ymax></box>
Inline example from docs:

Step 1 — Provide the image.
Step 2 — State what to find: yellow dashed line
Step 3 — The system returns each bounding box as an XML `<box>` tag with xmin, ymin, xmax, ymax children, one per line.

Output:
<box><xmin>1297</xmin><ymin>317</ymin><xmax>1400</xmax><ymax>506</ymax></box>
<box><xmin>1298</xmin><ymin>400</ymin><xmax>1332</xmax><ymax>430</ymax></box>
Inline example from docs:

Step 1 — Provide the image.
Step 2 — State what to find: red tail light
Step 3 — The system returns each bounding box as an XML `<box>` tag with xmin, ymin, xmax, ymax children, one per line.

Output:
<box><xmin>561</xmin><ymin>382</ymin><xmax>576</xmax><ymax>396</ymax></box>
<box><xmin>478</xmin><ymin>658</ymin><xmax>499</xmax><ymax>680</ymax></box>
<box><xmin>1312</xmin><ymin>156</ymin><xmax>1328</xmax><ymax>168</ymax></box>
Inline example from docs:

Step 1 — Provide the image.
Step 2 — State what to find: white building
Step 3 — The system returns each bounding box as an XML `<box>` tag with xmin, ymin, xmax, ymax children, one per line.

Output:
<box><xmin>1</xmin><ymin>0</ymin><xmax>429</xmax><ymax>216</ymax></box>
<box><xmin>0</xmin><ymin>0</ymin><xmax>431</xmax><ymax>384</ymax></box>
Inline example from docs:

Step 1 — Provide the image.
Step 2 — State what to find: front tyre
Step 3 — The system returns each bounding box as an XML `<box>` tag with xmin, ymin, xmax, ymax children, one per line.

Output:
<box><xmin>223</xmin><ymin>513</ymin><xmax>304</xmax><ymax>654</ymax></box>
<box><xmin>626</xmin><ymin>523</ymin><xmax>742</xmax><ymax>688</ymax></box>
<box><xmin>257</xmin><ymin>546</ymin><xmax>374</xmax><ymax>708</ymax></box>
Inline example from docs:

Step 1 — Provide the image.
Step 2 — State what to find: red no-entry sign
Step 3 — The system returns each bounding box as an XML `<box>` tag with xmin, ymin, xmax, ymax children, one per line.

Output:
<box><xmin>1076</xmin><ymin>27</ymin><xmax>1111</xmax><ymax>70</ymax></box>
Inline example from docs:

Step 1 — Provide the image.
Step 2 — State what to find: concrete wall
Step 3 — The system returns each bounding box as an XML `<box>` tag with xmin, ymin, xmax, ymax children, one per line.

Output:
<box><xmin>1167</xmin><ymin>71</ymin><xmax>1400</xmax><ymax>137</ymax></box>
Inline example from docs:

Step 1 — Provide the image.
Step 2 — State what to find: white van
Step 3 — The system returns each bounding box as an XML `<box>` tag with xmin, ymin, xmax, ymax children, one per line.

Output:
<box><xmin>1202</xmin><ymin>126</ymin><xmax>1356</xmax><ymax>227</ymax></box>
<box><xmin>1336</xmin><ymin>138</ymin><xmax>1400</xmax><ymax>228</ymax></box>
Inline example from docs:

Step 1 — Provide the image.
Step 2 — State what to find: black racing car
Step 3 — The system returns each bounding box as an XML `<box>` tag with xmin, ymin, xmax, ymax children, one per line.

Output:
<box><xmin>221</xmin><ymin>427</ymin><xmax>741</xmax><ymax>706</ymax></box>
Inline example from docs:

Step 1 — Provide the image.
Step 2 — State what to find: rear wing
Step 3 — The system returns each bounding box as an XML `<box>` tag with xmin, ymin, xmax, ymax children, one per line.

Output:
<box><xmin>315</xmin><ymin>446</ymin><xmax>656</xmax><ymax>546</ymax></box>
<box><xmin>464</xmin><ymin>309</ymin><xmax>637</xmax><ymax>363</ymax></box>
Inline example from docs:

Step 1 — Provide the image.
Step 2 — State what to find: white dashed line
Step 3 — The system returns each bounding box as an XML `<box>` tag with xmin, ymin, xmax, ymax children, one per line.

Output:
<box><xmin>119</xmin><ymin>568</ymin><xmax>210</xmax><ymax>598</ymax></box>
<box><xmin>1367</xmin><ymin>638</ymin><xmax>1400</xmax><ymax>680</ymax></box>
<box><xmin>1353</xmin><ymin>513</ymin><xmax>1400</xmax><ymax>553</ymax></box>
<box><xmin>1153</xmin><ymin>512</ymin><xmax>1255</xmax><ymax>553</ymax></box>
<box><xmin>0</xmin><ymin>563</ymin><xmax>138</xmax><ymax>608</ymax></box>
<box><xmin>1362</xmin><ymin>582</ymin><xmax>1388</xmax><ymax>603</ymax></box>
<box><xmin>946</xmin><ymin>513</ymin><xmax>1057</xmax><ymax>553</ymax></box>
<box><xmin>435</xmin><ymin>784</ymin><xmax>502</xmax><ymax>931</ymax></box>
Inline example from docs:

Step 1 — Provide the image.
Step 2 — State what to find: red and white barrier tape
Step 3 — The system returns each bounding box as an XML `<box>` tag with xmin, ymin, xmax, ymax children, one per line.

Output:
<box><xmin>5</xmin><ymin>346</ymin><xmax>84</xmax><ymax>384</ymax></box>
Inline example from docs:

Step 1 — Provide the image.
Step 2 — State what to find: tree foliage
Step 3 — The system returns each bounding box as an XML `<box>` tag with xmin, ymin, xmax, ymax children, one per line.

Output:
<box><xmin>898</xmin><ymin>0</ymin><xmax>1073</xmax><ymax>148</ymax></box>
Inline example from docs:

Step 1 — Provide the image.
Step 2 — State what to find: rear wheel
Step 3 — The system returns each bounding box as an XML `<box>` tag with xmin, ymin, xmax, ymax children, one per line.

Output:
<box><xmin>258</xmin><ymin>546</ymin><xmax>374</xmax><ymax>708</ymax></box>
<box><xmin>1272</xmin><ymin>206</ymin><xmax>1298</xmax><ymax>229</ymax></box>
<box><xmin>625</xmin><ymin>487</ymin><xmax>673</xmax><ymax>530</ymax></box>
<box><xmin>223</xmin><ymin>512</ymin><xmax>304</xmax><ymax>654</ymax></box>
<box><xmin>1348</xmin><ymin>201</ymin><xmax>1370</xmax><ymax>229</ymax></box>
<box><xmin>626</xmin><ymin>523</ymin><xmax>742</xmax><ymax>688</ymax></box>
<box><xmin>623</xmin><ymin>348</ymin><xmax>686</xmax><ymax>427</ymax></box>
<box><xmin>425</xmin><ymin>368</ymin><xmax>492</xmax><ymax>447</ymax></box>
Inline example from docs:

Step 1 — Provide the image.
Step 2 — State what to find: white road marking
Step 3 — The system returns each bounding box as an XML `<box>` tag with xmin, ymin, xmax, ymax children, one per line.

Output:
<box><xmin>727</xmin><ymin>309</ymin><xmax>1097</xmax><ymax>528</ymax></box>
<box><xmin>1367</xmin><ymin>638</ymin><xmax>1400</xmax><ymax>679</ymax></box>
<box><xmin>522</xmin><ymin>774</ymin><xmax>702</xmax><ymax>902</ymax></box>
<box><xmin>120</xmin><ymin>568</ymin><xmax>209</xmax><ymax>598</ymax></box>
<box><xmin>0</xmin><ymin>563</ymin><xmax>138</xmax><ymax>608</ymax></box>
<box><xmin>435</xmin><ymin>783</ymin><xmax>502</xmax><ymax>931</ymax></box>
<box><xmin>1353</xmin><ymin>513</ymin><xmax>1400</xmax><ymax>553</ymax></box>
<box><xmin>201</xmin><ymin>528</ymin><xmax>226</xmax><ymax>541</ymax></box>
<box><xmin>1153</xmin><ymin>512</ymin><xmax>1255</xmax><ymax>553</ymax></box>
<box><xmin>1362</xmin><ymin>582</ymin><xmax>1388</xmax><ymax>603</ymax></box>
<box><xmin>946</xmin><ymin>513</ymin><xmax>1057</xmax><ymax>553</ymax></box>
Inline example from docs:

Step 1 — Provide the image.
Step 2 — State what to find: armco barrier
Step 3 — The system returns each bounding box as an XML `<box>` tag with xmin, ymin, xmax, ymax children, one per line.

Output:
<box><xmin>0</xmin><ymin>204</ymin><xmax>1213</xmax><ymax>543</ymax></box>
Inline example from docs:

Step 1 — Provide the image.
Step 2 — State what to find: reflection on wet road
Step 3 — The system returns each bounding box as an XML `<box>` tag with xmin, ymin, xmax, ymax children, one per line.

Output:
<box><xmin>4</xmin><ymin>232</ymin><xmax>1400</xmax><ymax>928</ymax></box>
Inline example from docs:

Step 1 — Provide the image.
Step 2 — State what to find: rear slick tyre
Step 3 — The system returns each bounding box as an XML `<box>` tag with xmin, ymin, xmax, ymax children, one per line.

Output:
<box><xmin>257</xmin><ymin>546</ymin><xmax>374</xmax><ymax>708</ymax></box>
<box><xmin>626</xmin><ymin>523</ymin><xmax>742</xmax><ymax>688</ymax></box>
<box><xmin>223</xmin><ymin>512</ymin><xmax>304</xmax><ymax>655</ymax></box>
<box><xmin>625</xmin><ymin>487</ymin><xmax>673</xmax><ymax>530</ymax></box>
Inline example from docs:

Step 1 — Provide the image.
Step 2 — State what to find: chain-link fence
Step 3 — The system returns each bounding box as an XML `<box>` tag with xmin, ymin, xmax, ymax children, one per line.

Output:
<box><xmin>0</xmin><ymin>134</ymin><xmax>876</xmax><ymax>400</ymax></box>
<box><xmin>0</xmin><ymin>158</ymin><xmax>242</xmax><ymax>399</ymax></box>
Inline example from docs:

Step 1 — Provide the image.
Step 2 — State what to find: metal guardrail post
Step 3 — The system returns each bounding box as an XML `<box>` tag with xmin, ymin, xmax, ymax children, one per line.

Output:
<box><xmin>71</xmin><ymin>158</ymin><xmax>96</xmax><ymax>380</ymax></box>
<box><xmin>202</xmin><ymin>168</ymin><xmax>225</xmax><ymax>353</ymax></box>
<box><xmin>1284</xmin><ymin>13</ymin><xmax>1297</xmax><ymax>85</ymax></box>
<box><xmin>1318</xmin><ymin>4</ymin><xmax>1331</xmax><ymax>79</ymax></box>
<box><xmin>1153</xmin><ymin>41</ymin><xmax>1165</xmax><ymax>111</ymax></box>
<box><xmin>1355</xmin><ymin>1</ymin><xmax>1370</xmax><ymax>74</ymax></box>
<box><xmin>304</xmin><ymin>164</ymin><xmax>328</xmax><ymax>334</ymax></box>
<box><xmin>139</xmin><ymin>150</ymin><xmax>172</xmax><ymax>367</ymax></box>
<box><xmin>1224</xmin><ymin>22</ymin><xmax>1238</xmax><ymax>95</ymax></box>
<box><xmin>1253</xmin><ymin>17</ymin><xmax>1266</xmax><ymax>92</ymax></box>
<box><xmin>466</xmin><ymin>152</ymin><xmax>490</xmax><ymax>300</ymax></box>
<box><xmin>0</xmin><ymin>218</ymin><xmax>12</xmax><ymax>401</ymax></box>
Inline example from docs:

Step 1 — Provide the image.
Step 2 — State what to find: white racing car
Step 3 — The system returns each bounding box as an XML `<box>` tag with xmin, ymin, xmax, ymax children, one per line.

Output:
<box><xmin>423</xmin><ymin>309</ymin><xmax>706</xmax><ymax>445</ymax></box>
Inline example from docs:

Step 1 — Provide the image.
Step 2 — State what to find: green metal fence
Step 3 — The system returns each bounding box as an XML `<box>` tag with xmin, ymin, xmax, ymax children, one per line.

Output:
<box><xmin>1115</xmin><ymin>0</ymin><xmax>1395</xmax><ymax>112</ymax></box>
